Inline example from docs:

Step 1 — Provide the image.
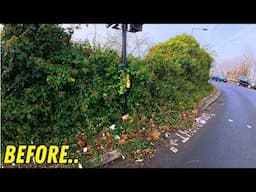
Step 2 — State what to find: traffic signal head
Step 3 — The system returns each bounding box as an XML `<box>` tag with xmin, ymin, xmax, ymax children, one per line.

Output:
<box><xmin>128</xmin><ymin>24</ymin><xmax>143</xmax><ymax>33</ymax></box>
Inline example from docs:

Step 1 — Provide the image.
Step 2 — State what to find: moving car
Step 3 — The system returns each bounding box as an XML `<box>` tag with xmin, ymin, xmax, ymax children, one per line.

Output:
<box><xmin>237</xmin><ymin>76</ymin><xmax>255</xmax><ymax>89</ymax></box>
<box><xmin>211</xmin><ymin>73</ymin><xmax>228</xmax><ymax>82</ymax></box>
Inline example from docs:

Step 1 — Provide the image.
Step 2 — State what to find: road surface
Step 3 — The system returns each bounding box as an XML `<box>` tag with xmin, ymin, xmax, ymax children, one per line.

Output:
<box><xmin>106</xmin><ymin>82</ymin><xmax>256</xmax><ymax>168</ymax></box>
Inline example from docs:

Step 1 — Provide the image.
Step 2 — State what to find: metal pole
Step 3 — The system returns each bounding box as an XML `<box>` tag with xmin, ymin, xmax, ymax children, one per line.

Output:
<box><xmin>122</xmin><ymin>24</ymin><xmax>128</xmax><ymax>115</ymax></box>
<box><xmin>94</xmin><ymin>24</ymin><xmax>96</xmax><ymax>51</ymax></box>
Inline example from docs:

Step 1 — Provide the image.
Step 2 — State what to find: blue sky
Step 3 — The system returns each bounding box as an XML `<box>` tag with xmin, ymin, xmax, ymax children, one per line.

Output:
<box><xmin>70</xmin><ymin>24</ymin><xmax>256</xmax><ymax>65</ymax></box>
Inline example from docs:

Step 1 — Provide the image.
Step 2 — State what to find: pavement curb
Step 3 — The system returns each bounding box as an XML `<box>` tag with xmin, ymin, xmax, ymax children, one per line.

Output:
<box><xmin>198</xmin><ymin>87</ymin><xmax>222</xmax><ymax>113</ymax></box>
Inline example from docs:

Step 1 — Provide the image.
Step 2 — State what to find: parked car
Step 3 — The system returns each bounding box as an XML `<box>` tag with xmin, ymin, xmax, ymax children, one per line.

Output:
<box><xmin>237</xmin><ymin>76</ymin><xmax>255</xmax><ymax>89</ymax></box>
<box><xmin>211</xmin><ymin>73</ymin><xmax>227</xmax><ymax>82</ymax></box>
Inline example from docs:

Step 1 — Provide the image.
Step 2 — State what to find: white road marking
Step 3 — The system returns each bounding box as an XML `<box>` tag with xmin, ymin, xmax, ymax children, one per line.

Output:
<box><xmin>184</xmin><ymin>160</ymin><xmax>200</xmax><ymax>165</ymax></box>
<box><xmin>228</xmin><ymin>119</ymin><xmax>233</xmax><ymax>122</ymax></box>
<box><xmin>178</xmin><ymin>130</ymin><xmax>192</xmax><ymax>137</ymax></box>
<box><xmin>176</xmin><ymin>133</ymin><xmax>190</xmax><ymax>143</ymax></box>
<box><xmin>247</xmin><ymin>125</ymin><xmax>252</xmax><ymax>129</ymax></box>
<box><xmin>176</xmin><ymin>133</ymin><xmax>187</xmax><ymax>140</ymax></box>
<box><xmin>170</xmin><ymin>139</ymin><xmax>178</xmax><ymax>146</ymax></box>
<box><xmin>170</xmin><ymin>146</ymin><xmax>178</xmax><ymax>153</ymax></box>
<box><xmin>182</xmin><ymin>137</ymin><xmax>190</xmax><ymax>143</ymax></box>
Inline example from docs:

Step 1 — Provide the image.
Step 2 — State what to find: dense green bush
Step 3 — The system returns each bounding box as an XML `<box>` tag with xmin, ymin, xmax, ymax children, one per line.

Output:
<box><xmin>144</xmin><ymin>34</ymin><xmax>213</xmax><ymax>109</ymax></box>
<box><xmin>1</xmin><ymin>25</ymin><xmax>121</xmax><ymax>152</ymax></box>
<box><xmin>1</xmin><ymin>25</ymin><xmax>213</xmax><ymax>164</ymax></box>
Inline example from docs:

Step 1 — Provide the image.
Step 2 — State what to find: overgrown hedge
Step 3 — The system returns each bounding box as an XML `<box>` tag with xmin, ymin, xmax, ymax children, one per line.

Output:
<box><xmin>1</xmin><ymin>25</ymin><xmax>213</xmax><ymax>164</ymax></box>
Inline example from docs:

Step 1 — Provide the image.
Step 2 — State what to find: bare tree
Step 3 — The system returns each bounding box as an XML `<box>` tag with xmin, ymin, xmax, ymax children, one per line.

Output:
<box><xmin>220</xmin><ymin>53</ymin><xmax>255</xmax><ymax>80</ymax></box>
<box><xmin>101</xmin><ymin>31</ymin><xmax>153</xmax><ymax>58</ymax></box>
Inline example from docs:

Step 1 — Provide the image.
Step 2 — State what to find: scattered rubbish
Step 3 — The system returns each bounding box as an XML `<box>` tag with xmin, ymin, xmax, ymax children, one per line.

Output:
<box><xmin>101</xmin><ymin>145</ymin><xmax>104</xmax><ymax>150</ymax></box>
<box><xmin>83</xmin><ymin>147</ymin><xmax>88</xmax><ymax>153</ymax></box>
<box><xmin>247</xmin><ymin>125</ymin><xmax>252</xmax><ymax>129</ymax></box>
<box><xmin>201</xmin><ymin>113</ymin><xmax>211</xmax><ymax>120</ymax></box>
<box><xmin>121</xmin><ymin>114</ymin><xmax>129</xmax><ymax>121</ymax></box>
<box><xmin>228</xmin><ymin>119</ymin><xmax>233</xmax><ymax>122</ymax></box>
<box><xmin>78</xmin><ymin>163</ymin><xmax>83</xmax><ymax>169</ymax></box>
<box><xmin>199</xmin><ymin>119</ymin><xmax>206</xmax><ymax>124</ymax></box>
<box><xmin>210</xmin><ymin>113</ymin><xmax>216</xmax><ymax>117</ymax></box>
<box><xmin>170</xmin><ymin>146</ymin><xmax>178</xmax><ymax>153</ymax></box>
<box><xmin>136</xmin><ymin>159</ymin><xmax>144</xmax><ymax>163</ymax></box>
<box><xmin>150</xmin><ymin>142</ymin><xmax>154</xmax><ymax>146</ymax></box>
<box><xmin>109</xmin><ymin>124</ymin><xmax>116</xmax><ymax>130</ymax></box>
<box><xmin>114</xmin><ymin>135</ymin><xmax>120</xmax><ymax>140</ymax></box>
<box><xmin>122</xmin><ymin>156</ymin><xmax>125</xmax><ymax>160</ymax></box>
<box><xmin>196</xmin><ymin>118</ymin><xmax>206</xmax><ymax>125</ymax></box>
<box><xmin>165</xmin><ymin>132</ymin><xmax>171</xmax><ymax>138</ymax></box>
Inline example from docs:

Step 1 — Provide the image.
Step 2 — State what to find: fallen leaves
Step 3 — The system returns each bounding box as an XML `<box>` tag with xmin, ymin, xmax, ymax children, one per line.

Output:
<box><xmin>118</xmin><ymin>134</ymin><xmax>128</xmax><ymax>144</ymax></box>
<box><xmin>150</xmin><ymin>129</ymin><xmax>161</xmax><ymax>141</ymax></box>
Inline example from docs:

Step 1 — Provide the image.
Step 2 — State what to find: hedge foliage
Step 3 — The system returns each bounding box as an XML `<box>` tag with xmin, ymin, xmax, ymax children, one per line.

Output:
<box><xmin>1</xmin><ymin>25</ymin><xmax>213</xmax><ymax>162</ymax></box>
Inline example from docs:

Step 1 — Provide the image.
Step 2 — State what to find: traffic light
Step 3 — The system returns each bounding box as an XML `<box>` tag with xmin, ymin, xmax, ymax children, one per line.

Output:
<box><xmin>128</xmin><ymin>24</ymin><xmax>143</xmax><ymax>33</ymax></box>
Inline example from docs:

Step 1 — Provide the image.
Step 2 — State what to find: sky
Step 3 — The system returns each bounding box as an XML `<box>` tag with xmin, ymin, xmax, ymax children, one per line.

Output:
<box><xmin>69</xmin><ymin>24</ymin><xmax>256</xmax><ymax>66</ymax></box>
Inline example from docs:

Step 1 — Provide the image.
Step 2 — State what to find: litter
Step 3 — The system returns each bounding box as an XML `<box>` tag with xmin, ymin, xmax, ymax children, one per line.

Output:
<box><xmin>247</xmin><ymin>125</ymin><xmax>252</xmax><ymax>129</ymax></box>
<box><xmin>83</xmin><ymin>147</ymin><xmax>88</xmax><ymax>153</ymax></box>
<box><xmin>78</xmin><ymin>163</ymin><xmax>83</xmax><ymax>169</ymax></box>
<box><xmin>200</xmin><ymin>119</ymin><xmax>206</xmax><ymax>124</ymax></box>
<box><xmin>136</xmin><ymin>159</ymin><xmax>144</xmax><ymax>162</ymax></box>
<box><xmin>109</xmin><ymin>124</ymin><xmax>116</xmax><ymax>130</ymax></box>
<box><xmin>228</xmin><ymin>119</ymin><xmax>233</xmax><ymax>122</ymax></box>
<box><xmin>165</xmin><ymin>132</ymin><xmax>171</xmax><ymax>138</ymax></box>
<box><xmin>114</xmin><ymin>135</ymin><xmax>120</xmax><ymax>140</ymax></box>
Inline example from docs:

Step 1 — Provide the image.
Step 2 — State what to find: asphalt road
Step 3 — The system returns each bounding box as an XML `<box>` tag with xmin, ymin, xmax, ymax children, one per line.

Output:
<box><xmin>106</xmin><ymin>82</ymin><xmax>256</xmax><ymax>168</ymax></box>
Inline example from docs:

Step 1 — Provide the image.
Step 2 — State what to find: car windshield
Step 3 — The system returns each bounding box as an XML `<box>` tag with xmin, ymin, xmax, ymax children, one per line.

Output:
<box><xmin>239</xmin><ymin>77</ymin><xmax>249</xmax><ymax>81</ymax></box>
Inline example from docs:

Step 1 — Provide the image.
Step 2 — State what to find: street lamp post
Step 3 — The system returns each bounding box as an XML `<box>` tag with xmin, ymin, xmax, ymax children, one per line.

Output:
<box><xmin>106</xmin><ymin>24</ymin><xmax>143</xmax><ymax>117</ymax></box>
<box><xmin>192</xmin><ymin>28</ymin><xmax>208</xmax><ymax>35</ymax></box>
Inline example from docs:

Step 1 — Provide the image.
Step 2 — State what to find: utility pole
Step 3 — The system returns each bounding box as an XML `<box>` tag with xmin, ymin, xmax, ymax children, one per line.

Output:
<box><xmin>94</xmin><ymin>24</ymin><xmax>96</xmax><ymax>51</ymax></box>
<box><xmin>121</xmin><ymin>24</ymin><xmax>128</xmax><ymax>115</ymax></box>
<box><xmin>106</xmin><ymin>24</ymin><xmax>143</xmax><ymax>117</ymax></box>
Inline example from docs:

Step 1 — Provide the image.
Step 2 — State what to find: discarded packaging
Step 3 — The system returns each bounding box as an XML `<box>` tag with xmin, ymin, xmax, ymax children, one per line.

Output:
<box><xmin>199</xmin><ymin>119</ymin><xmax>206</xmax><ymax>124</ymax></box>
<box><xmin>114</xmin><ymin>135</ymin><xmax>120</xmax><ymax>140</ymax></box>
<box><xmin>109</xmin><ymin>124</ymin><xmax>116</xmax><ymax>130</ymax></box>
<box><xmin>165</xmin><ymin>132</ymin><xmax>170</xmax><ymax>138</ymax></box>
<box><xmin>136</xmin><ymin>159</ymin><xmax>144</xmax><ymax>162</ymax></box>
<box><xmin>83</xmin><ymin>147</ymin><xmax>88</xmax><ymax>153</ymax></box>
